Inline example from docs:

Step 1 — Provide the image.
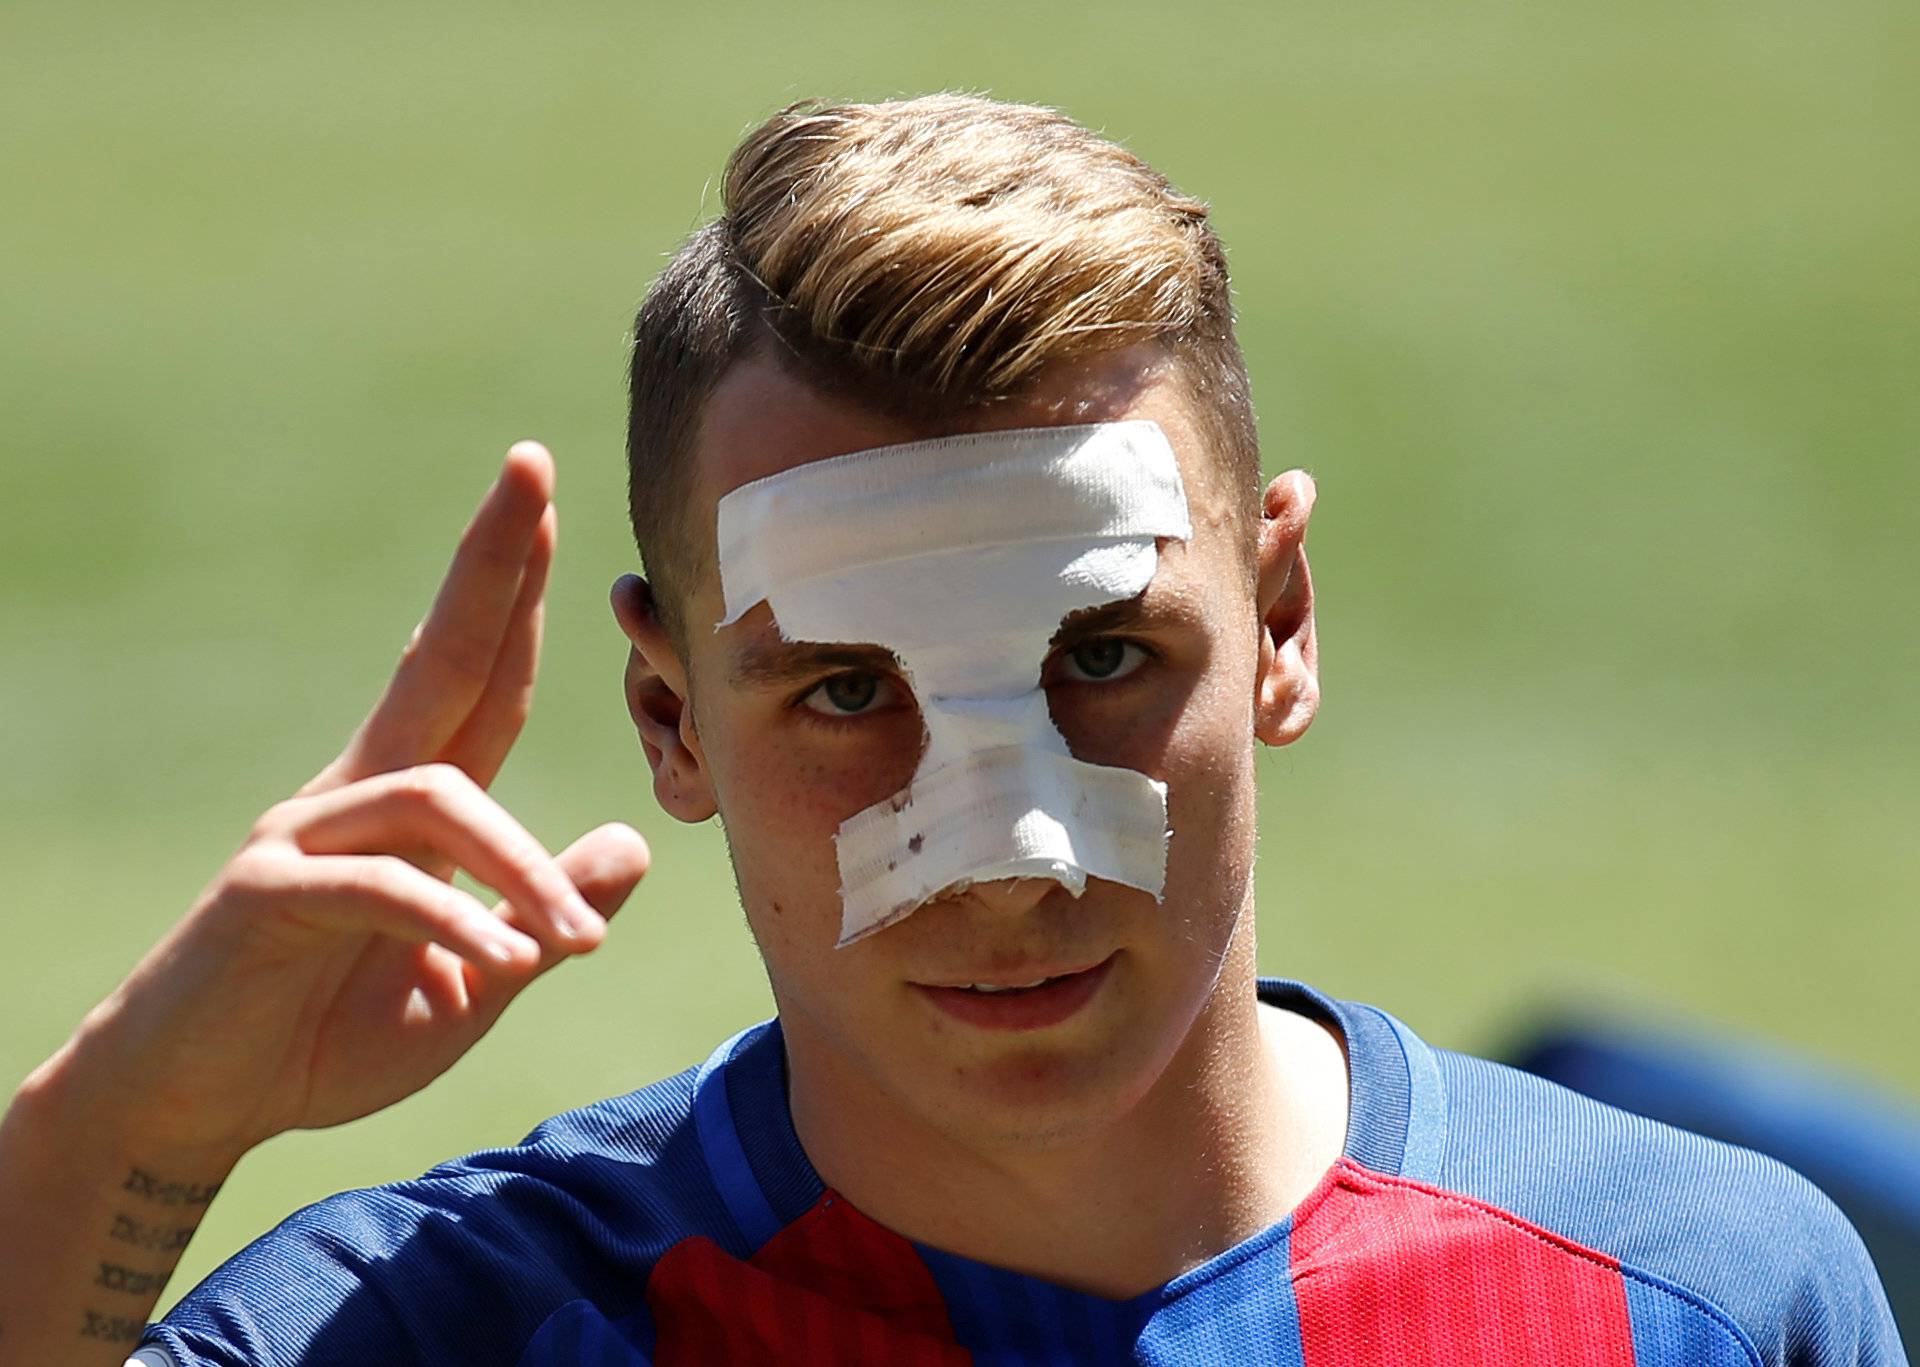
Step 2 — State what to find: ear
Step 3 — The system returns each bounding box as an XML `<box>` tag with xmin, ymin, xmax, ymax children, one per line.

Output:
<box><xmin>609</xmin><ymin>573</ymin><xmax>719</xmax><ymax>822</ymax></box>
<box><xmin>1254</xmin><ymin>470</ymin><xmax>1320</xmax><ymax>747</ymax></box>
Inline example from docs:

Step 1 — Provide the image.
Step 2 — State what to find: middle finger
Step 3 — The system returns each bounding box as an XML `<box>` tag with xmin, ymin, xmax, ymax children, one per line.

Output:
<box><xmin>343</xmin><ymin>441</ymin><xmax>555</xmax><ymax>782</ymax></box>
<box><xmin>287</xmin><ymin>763</ymin><xmax>604</xmax><ymax>950</ymax></box>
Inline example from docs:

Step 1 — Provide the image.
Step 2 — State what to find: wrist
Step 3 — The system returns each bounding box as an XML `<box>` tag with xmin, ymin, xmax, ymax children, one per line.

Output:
<box><xmin>1</xmin><ymin>1025</ymin><xmax>239</xmax><ymax>1364</ymax></box>
<box><xmin>18</xmin><ymin>1022</ymin><xmax>252</xmax><ymax>1184</ymax></box>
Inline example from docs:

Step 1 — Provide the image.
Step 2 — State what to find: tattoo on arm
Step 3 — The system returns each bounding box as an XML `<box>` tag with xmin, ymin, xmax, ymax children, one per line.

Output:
<box><xmin>95</xmin><ymin>1262</ymin><xmax>168</xmax><ymax>1296</ymax></box>
<box><xmin>109</xmin><ymin>1212</ymin><xmax>195</xmax><ymax>1254</ymax></box>
<box><xmin>121</xmin><ymin>1167</ymin><xmax>222</xmax><ymax>1208</ymax></box>
<box><xmin>75</xmin><ymin>1167</ymin><xmax>220</xmax><ymax>1343</ymax></box>
<box><xmin>78</xmin><ymin>1309</ymin><xmax>144</xmax><ymax>1343</ymax></box>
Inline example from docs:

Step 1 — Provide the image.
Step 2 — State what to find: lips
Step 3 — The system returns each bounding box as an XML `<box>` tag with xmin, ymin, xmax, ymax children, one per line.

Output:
<box><xmin>919</xmin><ymin>955</ymin><xmax>1109</xmax><ymax>991</ymax></box>
<box><xmin>912</xmin><ymin>952</ymin><xmax>1118</xmax><ymax>1031</ymax></box>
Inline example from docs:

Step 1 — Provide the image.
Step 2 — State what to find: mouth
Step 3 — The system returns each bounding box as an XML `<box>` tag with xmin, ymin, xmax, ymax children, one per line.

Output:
<box><xmin>911</xmin><ymin>952</ymin><xmax>1118</xmax><ymax>1032</ymax></box>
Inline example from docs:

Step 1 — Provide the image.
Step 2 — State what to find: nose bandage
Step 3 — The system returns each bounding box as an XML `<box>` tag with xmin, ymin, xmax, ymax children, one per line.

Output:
<box><xmin>715</xmin><ymin>420</ymin><xmax>1191</xmax><ymax>946</ymax></box>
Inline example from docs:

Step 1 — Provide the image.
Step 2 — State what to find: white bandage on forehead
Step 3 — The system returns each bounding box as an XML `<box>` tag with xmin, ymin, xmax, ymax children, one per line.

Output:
<box><xmin>715</xmin><ymin>420</ymin><xmax>1191</xmax><ymax>947</ymax></box>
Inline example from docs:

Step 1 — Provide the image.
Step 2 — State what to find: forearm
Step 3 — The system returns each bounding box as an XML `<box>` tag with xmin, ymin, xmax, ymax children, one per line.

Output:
<box><xmin>0</xmin><ymin>1040</ymin><xmax>242</xmax><ymax>1367</ymax></box>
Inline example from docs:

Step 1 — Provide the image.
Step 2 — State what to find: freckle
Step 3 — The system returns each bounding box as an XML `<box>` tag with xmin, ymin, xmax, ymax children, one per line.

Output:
<box><xmin>886</xmin><ymin>860</ymin><xmax>896</xmax><ymax>872</ymax></box>
<box><xmin>770</xmin><ymin>899</ymin><xmax>783</xmax><ymax>916</ymax></box>
<box><xmin>908</xmin><ymin>833</ymin><xmax>924</xmax><ymax>854</ymax></box>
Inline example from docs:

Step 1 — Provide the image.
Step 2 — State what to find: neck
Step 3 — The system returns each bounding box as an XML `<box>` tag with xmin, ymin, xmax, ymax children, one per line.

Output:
<box><xmin>783</xmin><ymin>921</ymin><xmax>1349</xmax><ymax>1299</ymax></box>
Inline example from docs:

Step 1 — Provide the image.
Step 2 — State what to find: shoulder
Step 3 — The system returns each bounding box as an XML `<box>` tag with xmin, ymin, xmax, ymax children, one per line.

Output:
<box><xmin>143</xmin><ymin>1059</ymin><xmax>736</xmax><ymax>1366</ymax></box>
<box><xmin>1431</xmin><ymin>1044</ymin><xmax>1904</xmax><ymax>1365</ymax></box>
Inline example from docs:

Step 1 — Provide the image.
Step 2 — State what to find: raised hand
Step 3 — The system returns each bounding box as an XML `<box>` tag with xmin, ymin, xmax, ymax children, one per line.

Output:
<box><xmin>55</xmin><ymin>440</ymin><xmax>650</xmax><ymax>1157</ymax></box>
<box><xmin>1</xmin><ymin>440</ymin><xmax>650</xmax><ymax>1365</ymax></box>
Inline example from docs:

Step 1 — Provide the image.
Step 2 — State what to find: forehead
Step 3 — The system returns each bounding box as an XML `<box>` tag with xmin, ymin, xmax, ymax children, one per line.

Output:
<box><xmin>683</xmin><ymin>347</ymin><xmax>1236</xmax><ymax>660</ymax></box>
<box><xmin>683</xmin><ymin>346</ymin><xmax>1231</xmax><ymax>630</ymax></box>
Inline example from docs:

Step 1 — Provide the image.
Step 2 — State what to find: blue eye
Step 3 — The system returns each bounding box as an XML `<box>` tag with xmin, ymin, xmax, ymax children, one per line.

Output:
<box><xmin>1058</xmin><ymin>639</ymin><xmax>1147</xmax><ymax>683</ymax></box>
<box><xmin>803</xmin><ymin>671</ymin><xmax>886</xmax><ymax>717</ymax></box>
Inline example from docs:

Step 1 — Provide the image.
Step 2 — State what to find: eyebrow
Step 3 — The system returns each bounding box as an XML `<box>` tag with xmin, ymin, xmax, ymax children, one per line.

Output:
<box><xmin>728</xmin><ymin>639</ymin><xmax>903</xmax><ymax>689</ymax></box>
<box><xmin>1048</xmin><ymin>594</ymin><xmax>1175</xmax><ymax>646</ymax></box>
<box><xmin>728</xmin><ymin>592</ymin><xmax>1192</xmax><ymax>689</ymax></box>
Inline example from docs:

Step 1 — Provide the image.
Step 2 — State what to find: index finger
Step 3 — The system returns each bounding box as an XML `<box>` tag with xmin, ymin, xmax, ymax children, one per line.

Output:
<box><xmin>337</xmin><ymin>441</ymin><xmax>556</xmax><ymax>784</ymax></box>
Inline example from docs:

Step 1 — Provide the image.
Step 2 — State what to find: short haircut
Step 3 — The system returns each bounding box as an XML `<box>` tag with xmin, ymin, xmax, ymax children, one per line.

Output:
<box><xmin>626</xmin><ymin>92</ymin><xmax>1260</xmax><ymax>646</ymax></box>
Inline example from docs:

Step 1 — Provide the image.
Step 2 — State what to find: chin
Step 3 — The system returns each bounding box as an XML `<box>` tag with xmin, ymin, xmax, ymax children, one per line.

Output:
<box><xmin>898</xmin><ymin>1012</ymin><xmax>1170</xmax><ymax>1154</ymax></box>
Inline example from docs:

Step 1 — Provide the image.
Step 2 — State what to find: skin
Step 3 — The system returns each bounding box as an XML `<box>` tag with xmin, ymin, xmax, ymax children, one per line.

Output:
<box><xmin>0</xmin><ymin>340</ymin><xmax>1338</xmax><ymax>1364</ymax></box>
<box><xmin>0</xmin><ymin>443</ymin><xmax>650</xmax><ymax>1365</ymax></box>
<box><xmin>612</xmin><ymin>342</ymin><xmax>1348</xmax><ymax>1297</ymax></box>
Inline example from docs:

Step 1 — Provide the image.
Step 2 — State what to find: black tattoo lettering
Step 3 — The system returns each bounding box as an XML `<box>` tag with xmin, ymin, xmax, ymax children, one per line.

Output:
<box><xmin>121</xmin><ymin>1165</ymin><xmax>221</xmax><ymax>1207</ymax></box>
<box><xmin>95</xmin><ymin>1262</ymin><xmax>167</xmax><ymax>1296</ymax></box>
<box><xmin>78</xmin><ymin>1309</ymin><xmax>143</xmax><ymax>1342</ymax></box>
<box><xmin>109</xmin><ymin>1211</ymin><xmax>196</xmax><ymax>1253</ymax></box>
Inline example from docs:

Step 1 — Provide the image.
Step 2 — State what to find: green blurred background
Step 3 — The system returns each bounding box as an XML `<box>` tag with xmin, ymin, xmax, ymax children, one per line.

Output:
<box><xmin>2</xmin><ymin>0</ymin><xmax>1914</xmax><ymax>1310</ymax></box>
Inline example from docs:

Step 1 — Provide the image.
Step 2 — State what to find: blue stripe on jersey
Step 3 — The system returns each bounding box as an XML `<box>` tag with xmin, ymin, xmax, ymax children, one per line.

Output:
<box><xmin>1620</xmin><ymin>1274</ymin><xmax>1759</xmax><ymax>1367</ymax></box>
<box><xmin>1373</xmin><ymin>1004</ymin><xmax>1450</xmax><ymax>1185</ymax></box>
<box><xmin>1131</xmin><ymin>1219</ymin><xmax>1306</xmax><ymax>1366</ymax></box>
<box><xmin>515</xmin><ymin>1297</ymin><xmax>658</xmax><ymax>1365</ymax></box>
<box><xmin>719</xmin><ymin>1015</ymin><xmax>829</xmax><ymax>1228</ymax></box>
<box><xmin>918</xmin><ymin>1238</ymin><xmax>1133</xmax><ymax>1364</ymax></box>
<box><xmin>916</xmin><ymin>1241</ymin><xmax>1068</xmax><ymax>1365</ymax></box>
<box><xmin>1297</xmin><ymin>984</ymin><xmax>1412</xmax><ymax>1174</ymax></box>
<box><xmin>915</xmin><ymin>1206</ymin><xmax>1306</xmax><ymax>1363</ymax></box>
<box><xmin>692</xmin><ymin>1026</ymin><xmax>783</xmax><ymax>1253</ymax></box>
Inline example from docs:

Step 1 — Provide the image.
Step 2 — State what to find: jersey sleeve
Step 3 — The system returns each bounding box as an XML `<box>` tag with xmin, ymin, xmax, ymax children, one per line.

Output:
<box><xmin>1433</xmin><ymin>1049</ymin><xmax>1908</xmax><ymax>1365</ymax></box>
<box><xmin>1771</xmin><ymin>1181</ymin><xmax>1909</xmax><ymax>1367</ymax></box>
<box><xmin>139</xmin><ymin>1171</ymin><xmax>582</xmax><ymax>1364</ymax></box>
<box><xmin>137</xmin><ymin>1068</ymin><xmax>714</xmax><ymax>1366</ymax></box>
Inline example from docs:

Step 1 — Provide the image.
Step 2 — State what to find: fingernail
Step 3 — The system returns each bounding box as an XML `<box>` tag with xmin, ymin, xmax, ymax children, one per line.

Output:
<box><xmin>483</xmin><ymin>936</ymin><xmax>520</xmax><ymax>965</ymax></box>
<box><xmin>566</xmin><ymin>894</ymin><xmax>605</xmax><ymax>940</ymax></box>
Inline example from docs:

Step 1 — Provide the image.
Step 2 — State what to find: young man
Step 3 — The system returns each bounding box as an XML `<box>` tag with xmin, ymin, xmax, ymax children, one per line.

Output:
<box><xmin>0</xmin><ymin>95</ymin><xmax>1902</xmax><ymax>1365</ymax></box>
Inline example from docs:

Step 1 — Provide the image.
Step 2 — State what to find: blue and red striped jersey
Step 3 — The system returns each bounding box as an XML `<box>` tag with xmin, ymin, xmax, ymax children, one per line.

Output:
<box><xmin>139</xmin><ymin>980</ymin><xmax>1906</xmax><ymax>1365</ymax></box>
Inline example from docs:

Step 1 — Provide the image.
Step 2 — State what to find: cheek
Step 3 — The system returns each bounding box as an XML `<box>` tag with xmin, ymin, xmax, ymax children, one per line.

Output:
<box><xmin>1155</xmin><ymin>639</ymin><xmax>1263</xmax><ymax>904</ymax></box>
<box><xmin>1163</xmin><ymin>706</ymin><xmax>1256</xmax><ymax>865</ymax></box>
<box><xmin>706</xmin><ymin>707</ymin><xmax>925</xmax><ymax>892</ymax></box>
<box><xmin>1049</xmin><ymin>679</ymin><xmax>1189</xmax><ymax>771</ymax></box>
<box><xmin>1048</xmin><ymin>631</ymin><xmax>1246</xmax><ymax>777</ymax></box>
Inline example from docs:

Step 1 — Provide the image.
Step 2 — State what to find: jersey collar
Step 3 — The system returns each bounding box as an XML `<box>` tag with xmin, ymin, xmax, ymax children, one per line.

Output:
<box><xmin>693</xmin><ymin>976</ymin><xmax>1449</xmax><ymax>1255</ymax></box>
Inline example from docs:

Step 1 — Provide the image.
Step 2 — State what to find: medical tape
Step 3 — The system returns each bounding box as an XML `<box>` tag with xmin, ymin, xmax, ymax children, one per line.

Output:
<box><xmin>713</xmin><ymin>419</ymin><xmax>1191</xmax><ymax>947</ymax></box>
<box><xmin>716</xmin><ymin>420</ymin><xmax>1187</xmax><ymax>627</ymax></box>
<box><xmin>834</xmin><ymin>745</ymin><xmax>1172</xmax><ymax>943</ymax></box>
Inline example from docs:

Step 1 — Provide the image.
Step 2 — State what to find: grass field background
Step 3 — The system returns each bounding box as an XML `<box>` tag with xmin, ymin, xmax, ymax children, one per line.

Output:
<box><xmin>2</xmin><ymin>0</ymin><xmax>1914</xmax><ymax>1309</ymax></box>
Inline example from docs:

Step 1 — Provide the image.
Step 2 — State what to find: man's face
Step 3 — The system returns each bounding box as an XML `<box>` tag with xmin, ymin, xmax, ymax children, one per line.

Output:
<box><xmin>639</xmin><ymin>344</ymin><xmax>1302</xmax><ymax>1148</ymax></box>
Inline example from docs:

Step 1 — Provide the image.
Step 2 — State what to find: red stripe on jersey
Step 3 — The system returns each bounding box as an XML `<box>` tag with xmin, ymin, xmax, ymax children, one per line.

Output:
<box><xmin>647</xmin><ymin>1191</ymin><xmax>969</xmax><ymax>1365</ymax></box>
<box><xmin>1292</xmin><ymin>1159</ymin><xmax>1636</xmax><ymax>1366</ymax></box>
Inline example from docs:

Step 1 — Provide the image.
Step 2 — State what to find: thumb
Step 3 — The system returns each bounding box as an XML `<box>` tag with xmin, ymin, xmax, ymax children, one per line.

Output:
<box><xmin>483</xmin><ymin>822</ymin><xmax>650</xmax><ymax>985</ymax></box>
<box><xmin>556</xmin><ymin>822</ymin><xmax>652</xmax><ymax>925</ymax></box>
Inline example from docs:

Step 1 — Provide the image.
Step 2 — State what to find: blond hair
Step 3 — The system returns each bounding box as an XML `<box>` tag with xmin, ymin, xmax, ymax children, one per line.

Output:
<box><xmin>627</xmin><ymin>93</ymin><xmax>1258</xmax><ymax>642</ymax></box>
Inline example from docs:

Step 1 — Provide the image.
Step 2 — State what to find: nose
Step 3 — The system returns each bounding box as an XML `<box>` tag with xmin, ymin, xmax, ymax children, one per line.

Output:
<box><xmin>959</xmin><ymin>877</ymin><xmax>1059</xmax><ymax>917</ymax></box>
<box><xmin>919</xmin><ymin>691</ymin><xmax>1055</xmax><ymax>770</ymax></box>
